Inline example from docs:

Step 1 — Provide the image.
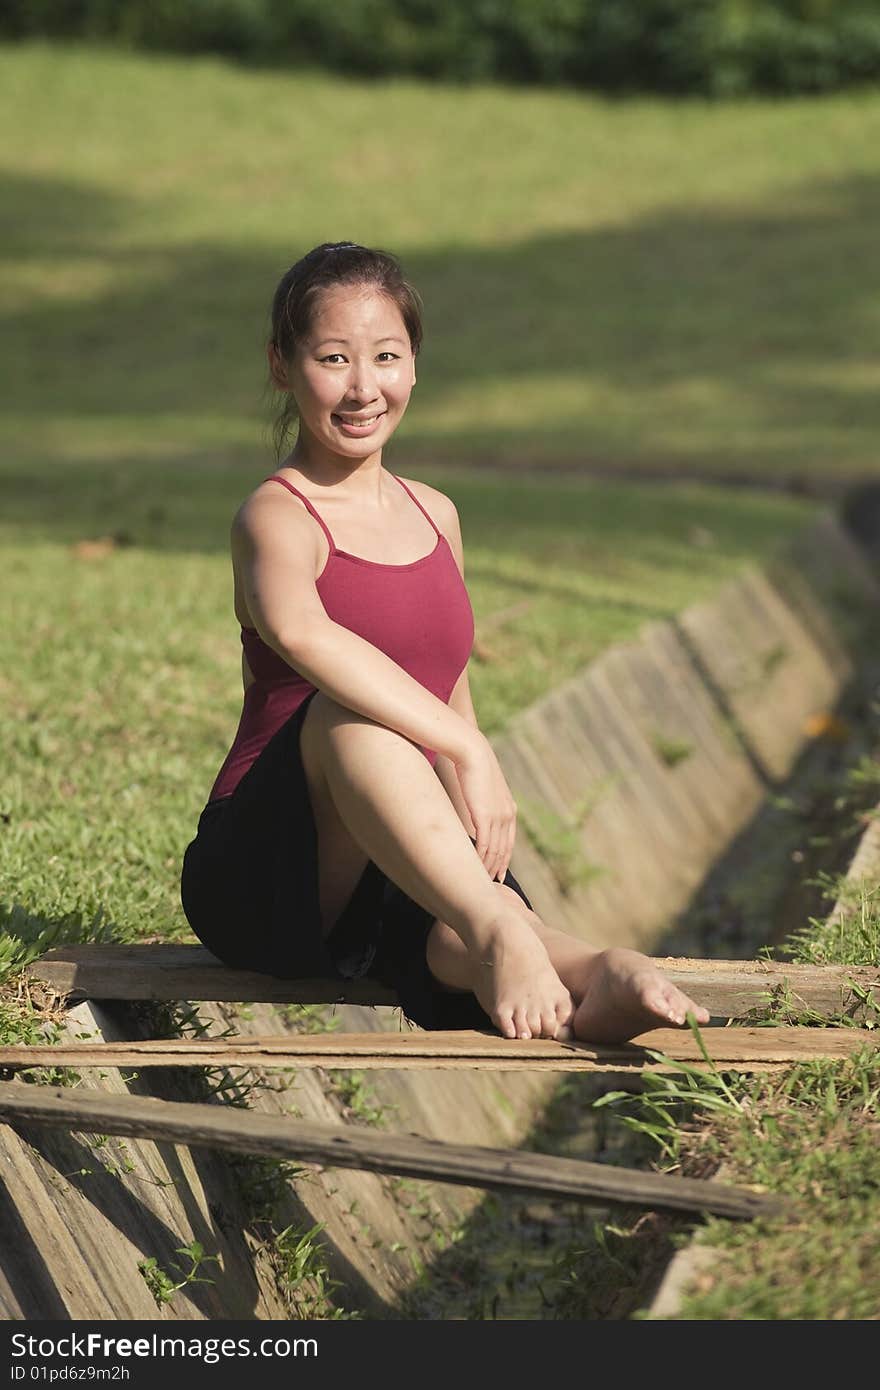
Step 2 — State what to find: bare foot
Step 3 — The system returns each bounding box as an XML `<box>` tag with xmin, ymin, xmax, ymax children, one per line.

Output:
<box><xmin>571</xmin><ymin>947</ymin><xmax>711</xmax><ymax>1044</ymax></box>
<box><xmin>472</xmin><ymin>918</ymin><xmax>574</xmax><ymax>1041</ymax></box>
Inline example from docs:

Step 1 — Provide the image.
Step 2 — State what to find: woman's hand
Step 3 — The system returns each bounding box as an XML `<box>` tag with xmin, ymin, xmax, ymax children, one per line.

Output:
<box><xmin>454</xmin><ymin>731</ymin><xmax>517</xmax><ymax>883</ymax></box>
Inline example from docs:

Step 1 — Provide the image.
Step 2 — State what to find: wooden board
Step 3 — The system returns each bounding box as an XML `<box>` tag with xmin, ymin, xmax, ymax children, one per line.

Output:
<box><xmin>652</xmin><ymin>957</ymin><xmax>880</xmax><ymax>1019</ymax></box>
<box><xmin>0</xmin><ymin>1082</ymin><xmax>781</xmax><ymax>1221</ymax></box>
<box><xmin>0</xmin><ymin>1025</ymin><xmax>874</xmax><ymax>1073</ymax></box>
<box><xmin>27</xmin><ymin>944</ymin><xmax>879</xmax><ymax>1019</ymax></box>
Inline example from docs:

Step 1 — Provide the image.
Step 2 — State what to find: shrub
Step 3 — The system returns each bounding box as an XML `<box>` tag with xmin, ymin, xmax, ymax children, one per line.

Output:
<box><xmin>3</xmin><ymin>0</ymin><xmax>880</xmax><ymax>96</ymax></box>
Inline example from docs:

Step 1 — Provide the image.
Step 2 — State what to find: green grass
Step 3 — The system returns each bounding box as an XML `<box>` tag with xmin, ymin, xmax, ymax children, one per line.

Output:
<box><xmin>598</xmin><ymin>866</ymin><xmax>880</xmax><ymax>1321</ymax></box>
<box><xmin>674</xmin><ymin>1048</ymin><xmax>880</xmax><ymax>1320</ymax></box>
<box><xmin>2</xmin><ymin>41</ymin><xmax>880</xmax><ymax>480</ymax></box>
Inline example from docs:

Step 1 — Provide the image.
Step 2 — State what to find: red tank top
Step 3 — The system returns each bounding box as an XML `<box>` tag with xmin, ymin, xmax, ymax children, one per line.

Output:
<box><xmin>207</xmin><ymin>472</ymin><xmax>475</xmax><ymax>802</ymax></box>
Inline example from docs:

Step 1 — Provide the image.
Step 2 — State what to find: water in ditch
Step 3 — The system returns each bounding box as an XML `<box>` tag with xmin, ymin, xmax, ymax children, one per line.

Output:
<box><xmin>393</xmin><ymin>665</ymin><xmax>880</xmax><ymax>1320</ymax></box>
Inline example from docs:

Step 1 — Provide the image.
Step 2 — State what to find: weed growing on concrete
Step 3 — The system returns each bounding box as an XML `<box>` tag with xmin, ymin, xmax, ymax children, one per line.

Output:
<box><xmin>518</xmin><ymin>794</ymin><xmax>606</xmax><ymax>896</ymax></box>
<box><xmin>277</xmin><ymin>1003</ymin><xmax>341</xmax><ymax>1034</ymax></box>
<box><xmin>274</xmin><ymin>1221</ymin><xmax>361</xmax><ymax>1319</ymax></box>
<box><xmin>651</xmin><ymin>731</ymin><xmax>694</xmax><ymax>769</ymax></box>
<box><xmin>138</xmin><ymin>1240</ymin><xmax>220</xmax><ymax>1309</ymax></box>
<box><xmin>325</xmin><ymin>1069</ymin><xmax>392</xmax><ymax>1127</ymax></box>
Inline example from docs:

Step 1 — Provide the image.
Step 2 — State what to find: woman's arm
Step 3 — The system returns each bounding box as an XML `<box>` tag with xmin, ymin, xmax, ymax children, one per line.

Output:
<box><xmin>434</xmin><ymin>666</ymin><xmax>478</xmax><ymax>837</ymax></box>
<box><xmin>421</xmin><ymin>486</ymin><xmax>517</xmax><ymax>878</ymax></box>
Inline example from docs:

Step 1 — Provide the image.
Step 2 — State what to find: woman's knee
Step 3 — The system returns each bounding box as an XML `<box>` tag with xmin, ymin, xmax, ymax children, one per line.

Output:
<box><xmin>301</xmin><ymin>691</ymin><xmax>365</xmax><ymax>758</ymax></box>
<box><xmin>301</xmin><ymin>691</ymin><xmax>416</xmax><ymax>767</ymax></box>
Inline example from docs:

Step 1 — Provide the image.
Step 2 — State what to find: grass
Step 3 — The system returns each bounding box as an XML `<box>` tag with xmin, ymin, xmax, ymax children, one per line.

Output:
<box><xmin>2</xmin><ymin>41</ymin><xmax>880</xmax><ymax>482</ymax></box>
<box><xmin>673</xmin><ymin>1048</ymin><xmax>880</xmax><ymax>1320</ymax></box>
<box><xmin>594</xmin><ymin>860</ymin><xmax>880</xmax><ymax>1321</ymax></box>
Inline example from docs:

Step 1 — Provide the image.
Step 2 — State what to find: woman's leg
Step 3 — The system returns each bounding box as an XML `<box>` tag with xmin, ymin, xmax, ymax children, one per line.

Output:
<box><xmin>299</xmin><ymin>692</ymin><xmax>709</xmax><ymax>1044</ymax></box>
<box><xmin>298</xmin><ymin>693</ymin><xmax>572</xmax><ymax>1040</ymax></box>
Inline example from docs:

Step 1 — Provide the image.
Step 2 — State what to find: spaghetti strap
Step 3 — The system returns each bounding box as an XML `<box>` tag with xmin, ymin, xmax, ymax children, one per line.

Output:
<box><xmin>264</xmin><ymin>475</ymin><xmax>336</xmax><ymax>551</ymax></box>
<box><xmin>392</xmin><ymin>474</ymin><xmax>442</xmax><ymax>538</ymax></box>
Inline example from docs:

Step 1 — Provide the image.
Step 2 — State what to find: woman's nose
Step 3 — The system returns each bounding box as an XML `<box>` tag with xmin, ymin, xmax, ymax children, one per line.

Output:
<box><xmin>344</xmin><ymin>361</ymin><xmax>380</xmax><ymax>402</ymax></box>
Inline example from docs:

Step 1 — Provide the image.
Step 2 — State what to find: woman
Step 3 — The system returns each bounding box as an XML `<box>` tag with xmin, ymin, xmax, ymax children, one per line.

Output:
<box><xmin>180</xmin><ymin>241</ymin><xmax>709</xmax><ymax>1043</ymax></box>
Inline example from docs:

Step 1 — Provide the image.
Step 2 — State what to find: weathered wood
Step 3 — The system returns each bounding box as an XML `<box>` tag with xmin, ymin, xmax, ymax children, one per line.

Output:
<box><xmin>28</xmin><ymin>944</ymin><xmax>398</xmax><ymax>1005</ymax></box>
<box><xmin>0</xmin><ymin>1026</ymin><xmax>874</xmax><ymax>1073</ymax></box>
<box><xmin>653</xmin><ymin>957</ymin><xmax>880</xmax><ymax>1020</ymax></box>
<box><xmin>27</xmin><ymin>944</ymin><xmax>879</xmax><ymax>1018</ymax></box>
<box><xmin>0</xmin><ymin>1082</ymin><xmax>781</xmax><ymax>1221</ymax></box>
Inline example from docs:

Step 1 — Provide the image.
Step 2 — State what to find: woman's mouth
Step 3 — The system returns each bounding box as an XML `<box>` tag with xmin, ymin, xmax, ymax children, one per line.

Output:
<box><xmin>331</xmin><ymin>411</ymin><xmax>386</xmax><ymax>438</ymax></box>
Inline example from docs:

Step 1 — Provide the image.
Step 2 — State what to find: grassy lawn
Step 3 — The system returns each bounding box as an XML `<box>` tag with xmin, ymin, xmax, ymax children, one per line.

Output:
<box><xmin>2</xmin><ymin>41</ymin><xmax>880</xmax><ymax>481</ymax></box>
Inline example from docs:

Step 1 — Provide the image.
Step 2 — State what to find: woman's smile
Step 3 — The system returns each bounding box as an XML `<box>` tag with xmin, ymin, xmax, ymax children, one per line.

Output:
<box><xmin>331</xmin><ymin>409</ymin><xmax>387</xmax><ymax>437</ymax></box>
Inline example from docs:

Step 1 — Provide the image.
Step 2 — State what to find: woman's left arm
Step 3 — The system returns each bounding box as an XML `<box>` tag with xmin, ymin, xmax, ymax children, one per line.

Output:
<box><xmin>425</xmin><ymin>485</ymin><xmax>515</xmax><ymax>875</ymax></box>
<box><xmin>434</xmin><ymin>668</ymin><xmax>479</xmax><ymax>838</ymax></box>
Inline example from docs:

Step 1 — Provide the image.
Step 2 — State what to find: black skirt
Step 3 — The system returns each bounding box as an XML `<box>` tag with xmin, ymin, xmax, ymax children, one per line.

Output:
<box><xmin>180</xmin><ymin>689</ymin><xmax>535</xmax><ymax>1030</ymax></box>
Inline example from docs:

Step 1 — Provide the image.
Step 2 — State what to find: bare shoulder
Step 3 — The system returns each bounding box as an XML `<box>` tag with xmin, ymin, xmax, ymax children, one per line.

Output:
<box><xmin>232</xmin><ymin>476</ymin><xmax>315</xmax><ymax>544</ymax></box>
<box><xmin>229</xmin><ymin>476</ymin><xmax>323</xmax><ymax>588</ymax></box>
<box><xmin>396</xmin><ymin>476</ymin><xmax>461</xmax><ymax>534</ymax></box>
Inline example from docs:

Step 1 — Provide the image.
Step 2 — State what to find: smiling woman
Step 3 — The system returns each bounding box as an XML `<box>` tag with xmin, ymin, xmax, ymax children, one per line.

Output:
<box><xmin>267</xmin><ymin>243</ymin><xmax>424</xmax><ymax>462</ymax></box>
<box><xmin>179</xmin><ymin>241</ymin><xmax>709</xmax><ymax>1043</ymax></box>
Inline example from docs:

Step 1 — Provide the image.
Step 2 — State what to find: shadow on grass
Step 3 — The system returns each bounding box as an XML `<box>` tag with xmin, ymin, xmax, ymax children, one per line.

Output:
<box><xmin>2</xmin><ymin>164</ymin><xmax>880</xmax><ymax>493</ymax></box>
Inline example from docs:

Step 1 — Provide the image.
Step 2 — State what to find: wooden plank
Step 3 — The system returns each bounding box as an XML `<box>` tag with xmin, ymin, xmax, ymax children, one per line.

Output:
<box><xmin>0</xmin><ymin>1082</ymin><xmax>781</xmax><ymax>1221</ymax></box>
<box><xmin>0</xmin><ymin>1026</ymin><xmax>874</xmax><ymax>1073</ymax></box>
<box><xmin>28</xmin><ymin>945</ymin><xmax>398</xmax><ymax>1006</ymax></box>
<box><xmin>27</xmin><ymin>945</ymin><xmax>879</xmax><ymax>1018</ymax></box>
<box><xmin>653</xmin><ymin>957</ymin><xmax>880</xmax><ymax>1019</ymax></box>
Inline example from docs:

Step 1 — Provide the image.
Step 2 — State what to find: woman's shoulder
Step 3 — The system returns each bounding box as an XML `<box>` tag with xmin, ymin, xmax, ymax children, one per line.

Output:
<box><xmin>230</xmin><ymin>471</ymin><xmax>321</xmax><ymax>551</ymax></box>
<box><xmin>394</xmin><ymin>474</ymin><xmax>460</xmax><ymax>528</ymax></box>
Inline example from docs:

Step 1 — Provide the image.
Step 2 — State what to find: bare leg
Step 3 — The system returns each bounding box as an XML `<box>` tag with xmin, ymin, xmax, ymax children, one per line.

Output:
<box><xmin>426</xmin><ymin>887</ymin><xmax>711</xmax><ymax>1044</ymax></box>
<box><xmin>299</xmin><ymin>693</ymin><xmax>573</xmax><ymax>1040</ymax></box>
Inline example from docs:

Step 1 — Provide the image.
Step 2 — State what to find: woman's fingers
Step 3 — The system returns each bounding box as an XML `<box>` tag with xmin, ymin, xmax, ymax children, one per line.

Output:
<box><xmin>492</xmin><ymin>807</ymin><xmax>516</xmax><ymax>882</ymax></box>
<box><xmin>473</xmin><ymin>814</ymin><xmax>491</xmax><ymax>869</ymax></box>
<box><xmin>488</xmin><ymin>824</ymin><xmax>503</xmax><ymax>882</ymax></box>
<box><xmin>500</xmin><ymin>808</ymin><xmax>517</xmax><ymax>882</ymax></box>
<box><xmin>486</xmin><ymin>819</ymin><xmax>501</xmax><ymax>879</ymax></box>
<box><xmin>457</xmin><ymin>743</ymin><xmax>518</xmax><ymax>881</ymax></box>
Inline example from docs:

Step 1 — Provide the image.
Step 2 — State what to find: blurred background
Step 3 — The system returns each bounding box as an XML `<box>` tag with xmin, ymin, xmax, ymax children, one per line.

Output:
<box><xmin>1</xmin><ymin>0</ymin><xmax>877</xmax><ymax>965</ymax></box>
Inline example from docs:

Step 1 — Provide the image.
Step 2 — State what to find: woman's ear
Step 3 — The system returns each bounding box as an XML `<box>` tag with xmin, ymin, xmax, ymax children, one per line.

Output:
<box><xmin>267</xmin><ymin>341</ymin><xmax>289</xmax><ymax>390</ymax></box>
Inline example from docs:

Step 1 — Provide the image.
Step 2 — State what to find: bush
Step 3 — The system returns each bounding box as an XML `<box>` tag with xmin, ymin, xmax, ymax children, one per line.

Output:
<box><xmin>3</xmin><ymin>0</ymin><xmax>880</xmax><ymax>96</ymax></box>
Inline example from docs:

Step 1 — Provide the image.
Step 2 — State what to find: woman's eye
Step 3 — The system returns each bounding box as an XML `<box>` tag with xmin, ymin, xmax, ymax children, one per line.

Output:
<box><xmin>377</xmin><ymin>352</ymin><xmax>400</xmax><ymax>362</ymax></box>
<box><xmin>321</xmin><ymin>354</ymin><xmax>346</xmax><ymax>364</ymax></box>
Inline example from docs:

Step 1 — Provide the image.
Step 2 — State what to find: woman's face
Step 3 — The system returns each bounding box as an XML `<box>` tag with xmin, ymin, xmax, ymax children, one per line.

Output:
<box><xmin>279</xmin><ymin>284</ymin><xmax>416</xmax><ymax>460</ymax></box>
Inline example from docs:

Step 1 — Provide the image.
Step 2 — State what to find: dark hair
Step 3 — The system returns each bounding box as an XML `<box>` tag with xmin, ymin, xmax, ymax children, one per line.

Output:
<box><xmin>269</xmin><ymin>241</ymin><xmax>423</xmax><ymax>461</ymax></box>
